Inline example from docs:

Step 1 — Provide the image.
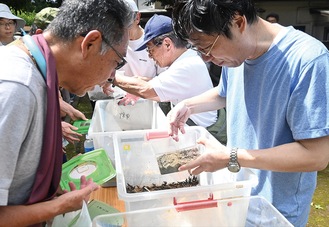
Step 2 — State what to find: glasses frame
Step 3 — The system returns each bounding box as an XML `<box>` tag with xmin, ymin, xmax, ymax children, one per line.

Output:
<box><xmin>191</xmin><ymin>34</ymin><xmax>220</xmax><ymax>57</ymax></box>
<box><xmin>0</xmin><ymin>21</ymin><xmax>16</xmax><ymax>28</ymax></box>
<box><xmin>205</xmin><ymin>35</ymin><xmax>220</xmax><ymax>56</ymax></box>
<box><xmin>146</xmin><ymin>41</ymin><xmax>163</xmax><ymax>54</ymax></box>
<box><xmin>80</xmin><ymin>32</ymin><xmax>127</xmax><ymax>70</ymax></box>
<box><xmin>109</xmin><ymin>44</ymin><xmax>127</xmax><ymax>70</ymax></box>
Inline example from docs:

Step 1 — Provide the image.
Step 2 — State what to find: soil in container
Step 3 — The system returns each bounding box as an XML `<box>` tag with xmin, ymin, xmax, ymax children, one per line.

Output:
<box><xmin>156</xmin><ymin>146</ymin><xmax>201</xmax><ymax>175</ymax></box>
<box><xmin>126</xmin><ymin>175</ymin><xmax>199</xmax><ymax>193</ymax></box>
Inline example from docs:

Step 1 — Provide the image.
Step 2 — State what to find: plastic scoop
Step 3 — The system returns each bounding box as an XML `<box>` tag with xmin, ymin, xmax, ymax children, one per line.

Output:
<box><xmin>156</xmin><ymin>144</ymin><xmax>202</xmax><ymax>175</ymax></box>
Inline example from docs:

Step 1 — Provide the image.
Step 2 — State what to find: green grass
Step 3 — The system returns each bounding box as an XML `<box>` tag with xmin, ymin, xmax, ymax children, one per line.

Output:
<box><xmin>307</xmin><ymin>166</ymin><xmax>329</xmax><ymax>226</ymax></box>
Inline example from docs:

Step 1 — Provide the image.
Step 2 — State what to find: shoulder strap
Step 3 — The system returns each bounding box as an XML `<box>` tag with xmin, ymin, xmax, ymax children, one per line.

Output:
<box><xmin>20</xmin><ymin>29</ymin><xmax>47</xmax><ymax>80</ymax></box>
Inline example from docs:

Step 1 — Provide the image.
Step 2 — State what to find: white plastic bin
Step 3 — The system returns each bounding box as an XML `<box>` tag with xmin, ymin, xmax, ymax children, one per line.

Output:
<box><xmin>92</xmin><ymin>196</ymin><xmax>293</xmax><ymax>227</ymax></box>
<box><xmin>113</xmin><ymin>126</ymin><xmax>258</xmax><ymax>212</ymax></box>
<box><xmin>88</xmin><ymin>99</ymin><xmax>167</xmax><ymax>187</ymax></box>
<box><xmin>89</xmin><ymin>98</ymin><xmax>166</xmax><ymax>133</ymax></box>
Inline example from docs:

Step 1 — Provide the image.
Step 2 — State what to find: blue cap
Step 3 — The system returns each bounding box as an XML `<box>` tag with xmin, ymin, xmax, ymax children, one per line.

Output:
<box><xmin>135</xmin><ymin>14</ymin><xmax>173</xmax><ymax>51</ymax></box>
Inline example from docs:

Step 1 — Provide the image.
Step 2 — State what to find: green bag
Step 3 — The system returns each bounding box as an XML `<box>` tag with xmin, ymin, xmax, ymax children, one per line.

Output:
<box><xmin>207</xmin><ymin>108</ymin><xmax>227</xmax><ymax>145</ymax></box>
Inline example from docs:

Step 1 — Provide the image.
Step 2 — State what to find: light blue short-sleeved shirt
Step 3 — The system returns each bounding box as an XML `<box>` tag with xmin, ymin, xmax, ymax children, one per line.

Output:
<box><xmin>219</xmin><ymin>26</ymin><xmax>329</xmax><ymax>226</ymax></box>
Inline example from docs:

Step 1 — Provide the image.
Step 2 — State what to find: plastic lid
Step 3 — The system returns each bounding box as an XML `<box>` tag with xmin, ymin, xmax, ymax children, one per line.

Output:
<box><xmin>73</xmin><ymin>119</ymin><xmax>92</xmax><ymax>134</ymax></box>
<box><xmin>60</xmin><ymin>148</ymin><xmax>116</xmax><ymax>191</ymax></box>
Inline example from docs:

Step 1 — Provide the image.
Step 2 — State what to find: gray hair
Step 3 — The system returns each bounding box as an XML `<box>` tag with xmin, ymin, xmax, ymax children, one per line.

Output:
<box><xmin>153</xmin><ymin>31</ymin><xmax>188</xmax><ymax>49</ymax></box>
<box><xmin>46</xmin><ymin>0</ymin><xmax>134</xmax><ymax>53</ymax></box>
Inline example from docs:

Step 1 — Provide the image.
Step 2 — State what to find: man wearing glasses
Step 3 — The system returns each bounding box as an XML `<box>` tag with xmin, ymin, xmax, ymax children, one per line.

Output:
<box><xmin>88</xmin><ymin>0</ymin><xmax>165</xmax><ymax>109</ymax></box>
<box><xmin>109</xmin><ymin>14</ymin><xmax>218</xmax><ymax>133</ymax></box>
<box><xmin>168</xmin><ymin>0</ymin><xmax>329</xmax><ymax>226</ymax></box>
<box><xmin>0</xmin><ymin>0</ymin><xmax>133</xmax><ymax>225</ymax></box>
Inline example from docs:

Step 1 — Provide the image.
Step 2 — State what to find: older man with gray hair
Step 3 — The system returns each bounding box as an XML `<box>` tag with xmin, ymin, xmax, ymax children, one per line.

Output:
<box><xmin>109</xmin><ymin>14</ymin><xmax>221</xmax><ymax>141</ymax></box>
<box><xmin>0</xmin><ymin>0</ymin><xmax>133</xmax><ymax>225</ymax></box>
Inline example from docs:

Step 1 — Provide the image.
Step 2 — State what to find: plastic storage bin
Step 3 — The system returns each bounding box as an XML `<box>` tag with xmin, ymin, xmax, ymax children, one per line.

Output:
<box><xmin>113</xmin><ymin>126</ymin><xmax>258</xmax><ymax>212</ymax></box>
<box><xmin>92</xmin><ymin>196</ymin><xmax>293</xmax><ymax>227</ymax></box>
<box><xmin>88</xmin><ymin>99</ymin><xmax>167</xmax><ymax>187</ymax></box>
<box><xmin>88</xmin><ymin>98</ymin><xmax>167</xmax><ymax>164</ymax></box>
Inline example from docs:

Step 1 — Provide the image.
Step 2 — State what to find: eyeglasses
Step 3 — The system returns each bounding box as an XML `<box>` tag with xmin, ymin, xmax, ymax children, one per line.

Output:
<box><xmin>109</xmin><ymin>44</ymin><xmax>127</xmax><ymax>70</ymax></box>
<box><xmin>191</xmin><ymin>34</ymin><xmax>220</xmax><ymax>57</ymax></box>
<box><xmin>0</xmin><ymin>21</ymin><xmax>16</xmax><ymax>28</ymax></box>
<box><xmin>146</xmin><ymin>41</ymin><xmax>163</xmax><ymax>54</ymax></box>
<box><xmin>80</xmin><ymin>32</ymin><xmax>127</xmax><ymax>70</ymax></box>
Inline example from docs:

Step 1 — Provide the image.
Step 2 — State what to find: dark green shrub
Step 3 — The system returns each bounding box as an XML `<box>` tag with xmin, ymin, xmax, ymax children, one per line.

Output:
<box><xmin>16</xmin><ymin>11</ymin><xmax>36</xmax><ymax>26</ymax></box>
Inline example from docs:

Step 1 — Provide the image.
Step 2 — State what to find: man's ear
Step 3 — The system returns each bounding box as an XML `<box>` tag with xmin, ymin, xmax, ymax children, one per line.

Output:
<box><xmin>233</xmin><ymin>14</ymin><xmax>246</xmax><ymax>33</ymax></box>
<box><xmin>136</xmin><ymin>12</ymin><xmax>141</xmax><ymax>25</ymax></box>
<box><xmin>35</xmin><ymin>29</ymin><xmax>43</xmax><ymax>34</ymax></box>
<box><xmin>163</xmin><ymin>37</ymin><xmax>172</xmax><ymax>49</ymax></box>
<box><xmin>80</xmin><ymin>30</ymin><xmax>103</xmax><ymax>58</ymax></box>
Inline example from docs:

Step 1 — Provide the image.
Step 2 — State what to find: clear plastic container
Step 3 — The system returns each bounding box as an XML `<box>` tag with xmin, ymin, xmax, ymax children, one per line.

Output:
<box><xmin>87</xmin><ymin>99</ymin><xmax>168</xmax><ymax>187</ymax></box>
<box><xmin>112</xmin><ymin>126</ymin><xmax>258</xmax><ymax>212</ymax></box>
<box><xmin>92</xmin><ymin>196</ymin><xmax>293</xmax><ymax>227</ymax></box>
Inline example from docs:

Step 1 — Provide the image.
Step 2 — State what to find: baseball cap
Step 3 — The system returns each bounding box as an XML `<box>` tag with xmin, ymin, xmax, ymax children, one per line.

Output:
<box><xmin>135</xmin><ymin>14</ymin><xmax>173</xmax><ymax>51</ymax></box>
<box><xmin>33</xmin><ymin>7</ymin><xmax>59</xmax><ymax>30</ymax></box>
<box><xmin>125</xmin><ymin>0</ymin><xmax>139</xmax><ymax>12</ymax></box>
<box><xmin>0</xmin><ymin>3</ymin><xmax>26</xmax><ymax>32</ymax></box>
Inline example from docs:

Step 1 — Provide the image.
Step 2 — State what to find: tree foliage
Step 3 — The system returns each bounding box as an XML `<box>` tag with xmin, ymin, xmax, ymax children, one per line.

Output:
<box><xmin>2</xmin><ymin>0</ymin><xmax>63</xmax><ymax>14</ymax></box>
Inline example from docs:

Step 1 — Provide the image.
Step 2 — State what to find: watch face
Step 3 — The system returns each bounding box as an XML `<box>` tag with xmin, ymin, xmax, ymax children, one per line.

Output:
<box><xmin>228</xmin><ymin>163</ymin><xmax>240</xmax><ymax>173</ymax></box>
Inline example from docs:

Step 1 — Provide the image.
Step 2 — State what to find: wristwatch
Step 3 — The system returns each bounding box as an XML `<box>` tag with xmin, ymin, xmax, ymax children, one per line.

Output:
<box><xmin>227</xmin><ymin>147</ymin><xmax>241</xmax><ymax>173</ymax></box>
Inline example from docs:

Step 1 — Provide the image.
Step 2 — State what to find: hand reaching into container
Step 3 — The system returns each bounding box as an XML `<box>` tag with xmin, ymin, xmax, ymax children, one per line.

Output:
<box><xmin>167</xmin><ymin>102</ymin><xmax>192</xmax><ymax>141</ymax></box>
<box><xmin>118</xmin><ymin>93</ymin><xmax>140</xmax><ymax>106</ymax></box>
<box><xmin>178</xmin><ymin>137</ymin><xmax>229</xmax><ymax>175</ymax></box>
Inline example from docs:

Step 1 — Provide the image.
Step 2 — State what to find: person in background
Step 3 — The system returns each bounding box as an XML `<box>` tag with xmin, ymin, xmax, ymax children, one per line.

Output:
<box><xmin>117</xmin><ymin>0</ymin><xmax>170</xmax><ymax>114</ymax></box>
<box><xmin>29</xmin><ymin>7</ymin><xmax>59</xmax><ymax>35</ymax></box>
<box><xmin>169</xmin><ymin>0</ymin><xmax>329</xmax><ymax>226</ymax></box>
<box><xmin>266</xmin><ymin>12</ymin><xmax>280</xmax><ymax>23</ymax></box>
<box><xmin>119</xmin><ymin>0</ymin><xmax>164</xmax><ymax>80</ymax></box>
<box><xmin>107</xmin><ymin>14</ymin><xmax>218</xmax><ymax>133</ymax></box>
<box><xmin>0</xmin><ymin>0</ymin><xmax>133</xmax><ymax>225</ymax></box>
<box><xmin>88</xmin><ymin>0</ymin><xmax>166</xmax><ymax>110</ymax></box>
<box><xmin>0</xmin><ymin>3</ymin><xmax>25</xmax><ymax>46</ymax></box>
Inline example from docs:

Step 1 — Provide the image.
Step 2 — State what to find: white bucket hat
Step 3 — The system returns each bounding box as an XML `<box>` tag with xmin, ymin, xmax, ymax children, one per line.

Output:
<box><xmin>0</xmin><ymin>3</ymin><xmax>26</xmax><ymax>31</ymax></box>
<box><xmin>124</xmin><ymin>0</ymin><xmax>139</xmax><ymax>12</ymax></box>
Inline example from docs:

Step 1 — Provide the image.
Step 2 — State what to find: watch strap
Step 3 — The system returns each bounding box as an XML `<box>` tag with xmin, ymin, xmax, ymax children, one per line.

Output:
<box><xmin>230</xmin><ymin>147</ymin><xmax>239</xmax><ymax>163</ymax></box>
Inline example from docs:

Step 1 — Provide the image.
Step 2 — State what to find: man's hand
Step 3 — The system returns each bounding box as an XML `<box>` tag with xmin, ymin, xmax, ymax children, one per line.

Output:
<box><xmin>59</xmin><ymin>99</ymin><xmax>87</xmax><ymax>121</ymax></box>
<box><xmin>167</xmin><ymin>102</ymin><xmax>191</xmax><ymax>141</ymax></box>
<box><xmin>178</xmin><ymin>137</ymin><xmax>228</xmax><ymax>175</ymax></box>
<box><xmin>61</xmin><ymin>122</ymin><xmax>82</xmax><ymax>143</ymax></box>
<box><xmin>58</xmin><ymin>175</ymin><xmax>99</xmax><ymax>212</ymax></box>
<box><xmin>102</xmin><ymin>78</ymin><xmax>116</xmax><ymax>96</ymax></box>
<box><xmin>118</xmin><ymin>93</ymin><xmax>140</xmax><ymax>106</ymax></box>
